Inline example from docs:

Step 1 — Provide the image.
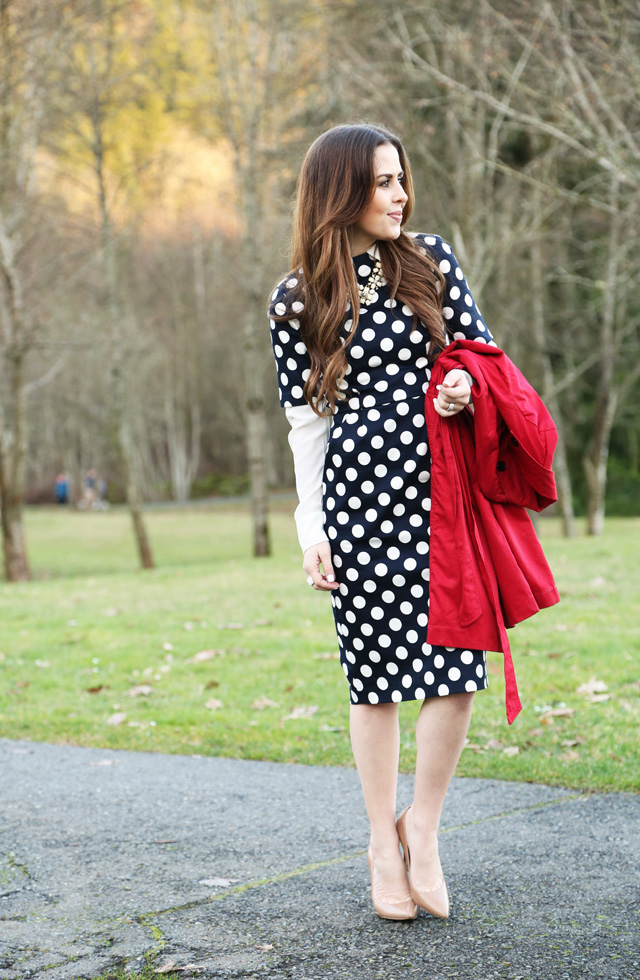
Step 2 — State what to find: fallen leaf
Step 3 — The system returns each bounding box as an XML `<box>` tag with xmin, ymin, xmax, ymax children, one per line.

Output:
<box><xmin>106</xmin><ymin>712</ymin><xmax>127</xmax><ymax>726</ymax></box>
<box><xmin>313</xmin><ymin>652</ymin><xmax>339</xmax><ymax>660</ymax></box>
<box><xmin>199</xmin><ymin>877</ymin><xmax>238</xmax><ymax>887</ymax></box>
<box><xmin>587</xmin><ymin>693</ymin><xmax>610</xmax><ymax>703</ymax></box>
<box><xmin>563</xmin><ymin>749</ymin><xmax>580</xmax><ymax>761</ymax></box>
<box><xmin>528</xmin><ymin>728</ymin><xmax>544</xmax><ymax>737</ymax></box>
<box><xmin>503</xmin><ymin>746</ymin><xmax>520</xmax><ymax>756</ymax></box>
<box><xmin>89</xmin><ymin>759</ymin><xmax>117</xmax><ymax>766</ymax></box>
<box><xmin>188</xmin><ymin>649</ymin><xmax>224</xmax><ymax>663</ymax></box>
<box><xmin>257</xmin><ymin>943</ymin><xmax>274</xmax><ymax>951</ymax></box>
<box><xmin>155</xmin><ymin>961</ymin><xmax>177</xmax><ymax>974</ymax></box>
<box><xmin>555</xmin><ymin>624</ymin><xmax>569</xmax><ymax>632</ymax></box>
<box><xmin>561</xmin><ymin>738</ymin><xmax>585</xmax><ymax>747</ymax></box>
<box><xmin>589</xmin><ymin>575</ymin><xmax>607</xmax><ymax>587</ymax></box>
<box><xmin>577</xmin><ymin>677</ymin><xmax>608</xmax><ymax>696</ymax></box>
<box><xmin>35</xmin><ymin>659</ymin><xmax>51</xmax><ymax>668</ymax></box>
<box><xmin>251</xmin><ymin>696</ymin><xmax>280</xmax><ymax>710</ymax></box>
<box><xmin>539</xmin><ymin>707</ymin><xmax>574</xmax><ymax>722</ymax></box>
<box><xmin>320</xmin><ymin>724</ymin><xmax>344</xmax><ymax>732</ymax></box>
<box><xmin>162</xmin><ymin>642</ymin><xmax>174</xmax><ymax>651</ymax></box>
<box><xmin>462</xmin><ymin>742</ymin><xmax>482</xmax><ymax>751</ymax></box>
<box><xmin>151</xmin><ymin>839</ymin><xmax>178</xmax><ymax>844</ymax></box>
<box><xmin>540</xmin><ymin>714</ymin><xmax>554</xmax><ymax>726</ymax></box>
<box><xmin>205</xmin><ymin>698</ymin><xmax>224</xmax><ymax>710</ymax></box>
<box><xmin>126</xmin><ymin>685</ymin><xmax>153</xmax><ymax>698</ymax></box>
<box><xmin>547</xmin><ymin>652</ymin><xmax>563</xmax><ymax>659</ymax></box>
<box><xmin>86</xmin><ymin>685</ymin><xmax>109</xmax><ymax>694</ymax></box>
<box><xmin>218</xmin><ymin>622</ymin><xmax>244</xmax><ymax>630</ymax></box>
<box><xmin>485</xmin><ymin>738</ymin><xmax>504</xmax><ymax>750</ymax></box>
<box><xmin>205</xmin><ymin>679</ymin><xmax>220</xmax><ymax>689</ymax></box>
<box><xmin>283</xmin><ymin>705</ymin><xmax>318</xmax><ymax>721</ymax></box>
<box><xmin>184</xmin><ymin>622</ymin><xmax>196</xmax><ymax>630</ymax></box>
<box><xmin>104</xmin><ymin>607</ymin><xmax>120</xmax><ymax>616</ymax></box>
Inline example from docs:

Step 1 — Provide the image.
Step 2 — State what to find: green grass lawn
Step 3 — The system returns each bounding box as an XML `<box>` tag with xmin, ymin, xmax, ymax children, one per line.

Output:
<box><xmin>0</xmin><ymin>502</ymin><xmax>638</xmax><ymax>792</ymax></box>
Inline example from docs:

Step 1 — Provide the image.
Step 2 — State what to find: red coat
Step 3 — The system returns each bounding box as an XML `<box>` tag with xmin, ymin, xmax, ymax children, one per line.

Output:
<box><xmin>425</xmin><ymin>340</ymin><xmax>560</xmax><ymax>724</ymax></box>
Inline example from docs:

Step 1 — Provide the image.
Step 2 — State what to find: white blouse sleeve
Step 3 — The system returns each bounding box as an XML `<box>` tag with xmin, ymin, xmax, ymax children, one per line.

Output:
<box><xmin>285</xmin><ymin>404</ymin><xmax>330</xmax><ymax>553</ymax></box>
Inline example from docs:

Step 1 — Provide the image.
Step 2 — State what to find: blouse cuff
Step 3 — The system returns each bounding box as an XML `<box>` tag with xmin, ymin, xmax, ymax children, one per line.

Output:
<box><xmin>285</xmin><ymin>404</ymin><xmax>330</xmax><ymax>553</ymax></box>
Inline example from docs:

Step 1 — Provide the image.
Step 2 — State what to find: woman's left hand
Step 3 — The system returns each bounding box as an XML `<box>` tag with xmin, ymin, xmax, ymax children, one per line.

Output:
<box><xmin>433</xmin><ymin>369</ymin><xmax>472</xmax><ymax>417</ymax></box>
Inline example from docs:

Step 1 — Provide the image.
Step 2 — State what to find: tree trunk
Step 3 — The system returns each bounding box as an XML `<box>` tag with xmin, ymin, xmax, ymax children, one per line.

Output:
<box><xmin>120</xmin><ymin>414</ymin><xmax>154</xmax><ymax>569</ymax></box>
<box><xmin>583</xmin><ymin>175</ymin><xmax>621</xmax><ymax>535</ymax></box>
<box><xmin>530</xmin><ymin>211</ymin><xmax>575</xmax><ymax>537</ymax></box>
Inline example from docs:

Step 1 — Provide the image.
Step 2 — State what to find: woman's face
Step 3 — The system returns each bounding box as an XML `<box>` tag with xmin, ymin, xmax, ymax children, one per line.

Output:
<box><xmin>348</xmin><ymin>143</ymin><xmax>408</xmax><ymax>256</ymax></box>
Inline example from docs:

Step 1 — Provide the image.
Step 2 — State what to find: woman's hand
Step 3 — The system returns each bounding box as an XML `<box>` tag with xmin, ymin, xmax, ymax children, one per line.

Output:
<box><xmin>303</xmin><ymin>541</ymin><xmax>339</xmax><ymax>591</ymax></box>
<box><xmin>433</xmin><ymin>369</ymin><xmax>472</xmax><ymax>418</ymax></box>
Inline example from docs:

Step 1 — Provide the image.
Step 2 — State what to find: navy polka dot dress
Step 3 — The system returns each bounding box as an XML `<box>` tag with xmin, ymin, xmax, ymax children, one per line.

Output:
<box><xmin>270</xmin><ymin>234</ymin><xmax>495</xmax><ymax>705</ymax></box>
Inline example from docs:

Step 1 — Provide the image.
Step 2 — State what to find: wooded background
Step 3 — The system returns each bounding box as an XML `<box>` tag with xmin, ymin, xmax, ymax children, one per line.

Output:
<box><xmin>1</xmin><ymin>0</ymin><xmax>638</xmax><ymax>578</ymax></box>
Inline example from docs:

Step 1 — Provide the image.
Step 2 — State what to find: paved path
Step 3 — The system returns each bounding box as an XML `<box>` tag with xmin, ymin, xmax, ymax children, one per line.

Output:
<box><xmin>1</xmin><ymin>739</ymin><xmax>638</xmax><ymax>980</ymax></box>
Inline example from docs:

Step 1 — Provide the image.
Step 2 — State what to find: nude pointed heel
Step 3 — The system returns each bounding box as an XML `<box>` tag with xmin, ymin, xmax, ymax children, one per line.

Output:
<box><xmin>367</xmin><ymin>847</ymin><xmax>417</xmax><ymax>921</ymax></box>
<box><xmin>396</xmin><ymin>806</ymin><xmax>450</xmax><ymax>919</ymax></box>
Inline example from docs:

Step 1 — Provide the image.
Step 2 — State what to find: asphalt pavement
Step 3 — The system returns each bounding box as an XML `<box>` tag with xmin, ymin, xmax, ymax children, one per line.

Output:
<box><xmin>1</xmin><ymin>738</ymin><xmax>638</xmax><ymax>980</ymax></box>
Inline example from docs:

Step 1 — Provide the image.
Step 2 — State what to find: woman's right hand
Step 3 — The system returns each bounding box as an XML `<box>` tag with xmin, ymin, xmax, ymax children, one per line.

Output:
<box><xmin>303</xmin><ymin>541</ymin><xmax>339</xmax><ymax>591</ymax></box>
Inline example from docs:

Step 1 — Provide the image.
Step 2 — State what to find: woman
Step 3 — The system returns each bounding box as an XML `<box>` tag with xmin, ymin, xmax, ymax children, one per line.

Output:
<box><xmin>268</xmin><ymin>123</ymin><xmax>498</xmax><ymax>922</ymax></box>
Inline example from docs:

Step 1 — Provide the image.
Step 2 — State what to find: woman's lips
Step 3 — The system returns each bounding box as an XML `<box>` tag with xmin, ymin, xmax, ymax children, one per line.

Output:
<box><xmin>388</xmin><ymin>212</ymin><xmax>403</xmax><ymax>221</ymax></box>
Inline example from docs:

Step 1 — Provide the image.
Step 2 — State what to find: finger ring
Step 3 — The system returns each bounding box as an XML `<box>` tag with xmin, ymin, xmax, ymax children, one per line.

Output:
<box><xmin>447</xmin><ymin>402</ymin><xmax>456</xmax><ymax>412</ymax></box>
<box><xmin>306</xmin><ymin>576</ymin><xmax>314</xmax><ymax>586</ymax></box>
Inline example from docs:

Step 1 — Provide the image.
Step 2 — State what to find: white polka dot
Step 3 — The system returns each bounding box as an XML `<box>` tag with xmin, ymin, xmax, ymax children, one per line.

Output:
<box><xmin>369</xmin><ymin>650</ymin><xmax>381</xmax><ymax>663</ymax></box>
<box><xmin>393</xmin><ymin>388</ymin><xmax>407</xmax><ymax>401</ymax></box>
<box><xmin>400</xmin><ymin>431</ymin><xmax>414</xmax><ymax>445</ymax></box>
<box><xmin>374</xmin><ymin>563</ymin><xmax>388</xmax><ymax>577</ymax></box>
<box><xmin>367</xmin><ymin>409</ymin><xmax>380</xmax><ymax>421</ymax></box>
<box><xmin>361</xmin><ymin>664</ymin><xmax>373</xmax><ymax>677</ymax></box>
<box><xmin>371</xmin><ymin>607</ymin><xmax>384</xmax><ymax>620</ymax></box>
<box><xmin>396</xmin><ymin>646</ymin><xmax>408</xmax><ymax>660</ymax></box>
<box><xmin>372</xmin><ymin>311</ymin><xmax>387</xmax><ymax>324</ymax></box>
<box><xmin>389</xmin><ymin>618</ymin><xmax>402</xmax><ymax>631</ymax></box>
<box><xmin>378</xmin><ymin>635</ymin><xmax>391</xmax><ymax>648</ymax></box>
<box><xmin>378</xmin><ymin>492</ymin><xmax>390</xmax><ymax>506</ymax></box>
<box><xmin>476</xmin><ymin>664</ymin><xmax>485</xmax><ymax>678</ymax></box>
<box><xmin>352</xmin><ymin>525</ymin><xmax>365</xmax><ymax>538</ymax></box>
<box><xmin>449</xmin><ymin>286</ymin><xmax>460</xmax><ymax>300</ymax></box>
<box><xmin>409</xmin><ymin>515</ymin><xmax>423</xmax><ymax>527</ymax></box>
<box><xmin>412</xmin><ymin>658</ymin><xmax>423</xmax><ymax>671</ymax></box>
<box><xmin>362</xmin><ymin>328</ymin><xmax>375</xmax><ymax>342</ymax></box>
<box><xmin>464</xmin><ymin>293</ymin><xmax>473</xmax><ymax>307</ymax></box>
<box><xmin>362</xmin><ymin>623</ymin><xmax>373</xmax><ymax>636</ymax></box>
<box><xmin>343</xmin><ymin>438</ymin><xmax>355</xmax><ymax>452</ymax></box>
<box><xmin>404</xmin><ymin>460</ymin><xmax>417</xmax><ymax>474</ymax></box>
<box><xmin>386</xmin><ymin>662</ymin><xmax>399</xmax><ymax>675</ymax></box>
<box><xmin>455</xmin><ymin>266</ymin><xmax>463</xmax><ymax>280</ymax></box>
<box><xmin>404</xmin><ymin>558</ymin><xmax>417</xmax><ymax>571</ymax></box>
<box><xmin>460</xmin><ymin>312</ymin><xmax>472</xmax><ymax>326</ymax></box>
<box><xmin>443</xmin><ymin>307</ymin><xmax>454</xmax><ymax>320</ymax></box>
<box><xmin>291</xmin><ymin>385</ymin><xmax>303</xmax><ymax>399</ymax></box>
<box><xmin>391</xmin><ymin>690</ymin><xmax>402</xmax><ymax>702</ymax></box>
<box><xmin>384</xmin><ymin>418</ymin><xmax>397</xmax><ymax>432</ymax></box>
<box><xmin>346</xmin><ymin>568</ymin><xmax>359</xmax><ymax>582</ymax></box>
<box><xmin>401</xmin><ymin>674</ymin><xmax>412</xmax><ymax>688</ymax></box>
<box><xmin>353</xmin><ymin>596</ymin><xmax>366</xmax><ymax>609</ymax></box>
<box><xmin>362</xmin><ymin>481</ymin><xmax>374</xmax><ymax>494</ymax></box>
<box><xmin>374</xmin><ymin>380</ymin><xmax>389</xmax><ymax>392</ymax></box>
<box><xmin>391</xmin><ymin>320</ymin><xmax>405</xmax><ymax>333</ymax></box>
<box><xmin>380</xmin><ymin>337</ymin><xmax>394</xmax><ymax>352</ymax></box>
<box><xmin>390</xmin><ymin>476</ymin><xmax>404</xmax><ymax>490</ymax></box>
<box><xmin>357</xmin><ymin>552</ymin><xmax>371</xmax><ymax>566</ymax></box>
<box><xmin>345</xmin><ymin>468</ymin><xmax>358</xmax><ymax>482</ymax></box>
<box><xmin>398</xmin><ymin>530</ymin><xmax>412</xmax><ymax>544</ymax></box>
<box><xmin>371</xmin><ymin>435</ymin><xmax>384</xmax><ymax>450</ymax></box>
<box><xmin>337</xmin><ymin>512</ymin><xmax>349</xmax><ymax>525</ymax></box>
<box><xmin>393</xmin><ymin>504</ymin><xmax>405</xmax><ymax>516</ymax></box>
<box><xmin>407</xmin><ymin>630</ymin><xmax>419</xmax><ymax>644</ymax></box>
<box><xmin>460</xmin><ymin>650</ymin><xmax>474</xmax><ymax>664</ymax></box>
<box><xmin>392</xmin><ymin>575</ymin><xmax>406</xmax><ymax>588</ymax></box>
<box><xmin>357</xmin><ymin>372</ymin><xmax>371</xmax><ymax>385</ymax></box>
<box><xmin>400</xmin><ymin>601</ymin><xmax>413</xmax><ymax>615</ymax></box>
<box><xmin>381</xmin><ymin>520</ymin><xmax>394</xmax><ymax>534</ymax></box>
<box><xmin>416</xmin><ymin>542</ymin><xmax>429</xmax><ymax>555</ymax></box>
<box><xmin>369</xmin><ymin>537</ymin><xmax>383</xmax><ymax>549</ymax></box>
<box><xmin>387</xmin><ymin>448</ymin><xmax>401</xmax><ymax>462</ymax></box>
<box><xmin>398</xmin><ymin>348</ymin><xmax>412</xmax><ymax>361</ymax></box>
<box><xmin>417</xmin><ymin>613</ymin><xmax>428</xmax><ymax>628</ymax></box>
<box><xmin>351</xmin><ymin>345</ymin><xmax>364</xmax><ymax>359</ymax></box>
<box><xmin>424</xmin><ymin>671</ymin><xmax>435</xmax><ymax>686</ymax></box>
<box><xmin>377</xmin><ymin>677</ymin><xmax>389</xmax><ymax>691</ymax></box>
<box><xmin>387</xmin><ymin>546</ymin><xmax>400</xmax><ymax>560</ymax></box>
<box><xmin>438</xmin><ymin>683</ymin><xmax>450</xmax><ymax>696</ymax></box>
<box><xmin>347</xmin><ymin>495</ymin><xmax>361</xmax><ymax>509</ymax></box>
<box><xmin>465</xmin><ymin>680</ymin><xmax>478</xmax><ymax>692</ymax></box>
<box><xmin>448</xmin><ymin>667</ymin><xmax>461</xmax><ymax>682</ymax></box>
<box><xmin>434</xmin><ymin>654</ymin><xmax>445</xmax><ymax>669</ymax></box>
<box><xmin>365</xmin><ymin>508</ymin><xmax>378</xmax><ymax>522</ymax></box>
<box><xmin>369</xmin><ymin>355</ymin><xmax>382</xmax><ymax>367</ymax></box>
<box><xmin>363</xmin><ymin>580</ymin><xmax>377</xmax><ymax>593</ymax></box>
<box><xmin>405</xmin><ymin>486</ymin><xmax>418</xmax><ymax>499</ymax></box>
<box><xmin>386</xmin><ymin>363</ymin><xmax>400</xmax><ymax>376</ymax></box>
<box><xmin>358</xmin><ymin>263</ymin><xmax>371</xmax><ymax>276</ymax></box>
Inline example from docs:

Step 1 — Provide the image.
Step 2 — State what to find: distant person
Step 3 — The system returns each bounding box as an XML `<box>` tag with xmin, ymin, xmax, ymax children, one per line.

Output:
<box><xmin>54</xmin><ymin>473</ymin><xmax>69</xmax><ymax>505</ymax></box>
<box><xmin>269</xmin><ymin>124</ymin><xmax>559</xmax><ymax>921</ymax></box>
<box><xmin>84</xmin><ymin>469</ymin><xmax>97</xmax><ymax>508</ymax></box>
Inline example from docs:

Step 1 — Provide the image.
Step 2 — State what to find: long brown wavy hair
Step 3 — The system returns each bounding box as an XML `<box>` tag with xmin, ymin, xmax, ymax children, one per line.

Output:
<box><xmin>270</xmin><ymin>123</ymin><xmax>447</xmax><ymax>416</ymax></box>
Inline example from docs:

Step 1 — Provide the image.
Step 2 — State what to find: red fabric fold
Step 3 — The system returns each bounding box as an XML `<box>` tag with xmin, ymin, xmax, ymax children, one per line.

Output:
<box><xmin>425</xmin><ymin>340</ymin><xmax>560</xmax><ymax>725</ymax></box>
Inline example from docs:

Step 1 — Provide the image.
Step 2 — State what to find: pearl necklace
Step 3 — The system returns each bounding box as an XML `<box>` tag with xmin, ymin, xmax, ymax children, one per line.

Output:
<box><xmin>357</xmin><ymin>257</ymin><xmax>384</xmax><ymax>306</ymax></box>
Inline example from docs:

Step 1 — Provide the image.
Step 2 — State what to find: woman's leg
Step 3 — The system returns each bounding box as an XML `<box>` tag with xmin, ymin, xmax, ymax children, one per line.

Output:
<box><xmin>350</xmin><ymin>702</ymin><xmax>409</xmax><ymax>896</ymax></box>
<box><xmin>407</xmin><ymin>692</ymin><xmax>475</xmax><ymax>885</ymax></box>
